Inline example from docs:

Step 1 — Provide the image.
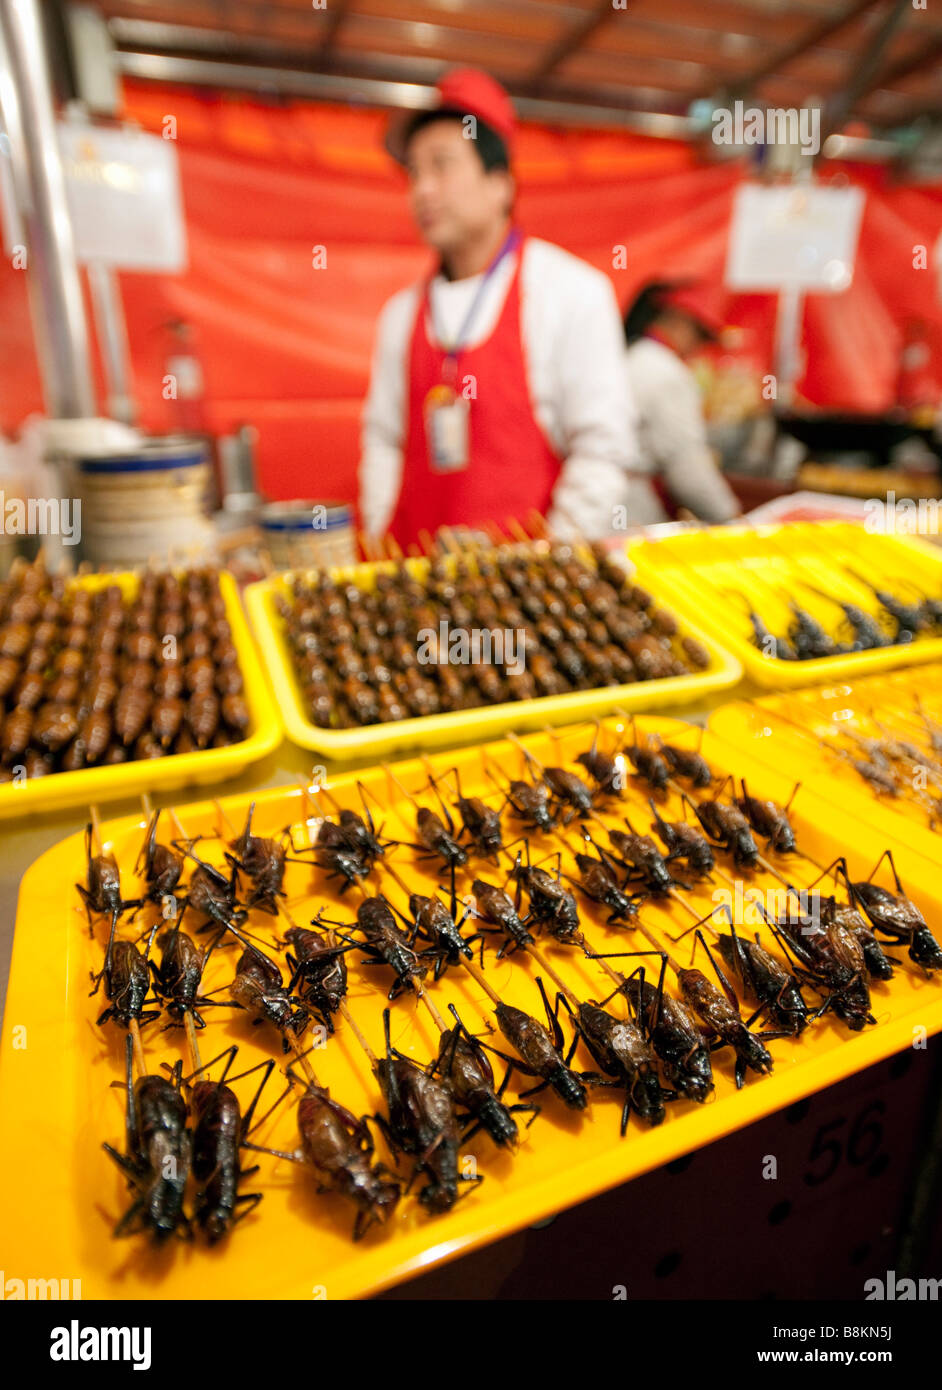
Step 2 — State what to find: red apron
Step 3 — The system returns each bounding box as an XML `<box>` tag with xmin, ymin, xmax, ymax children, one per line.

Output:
<box><xmin>388</xmin><ymin>240</ymin><xmax>562</xmax><ymax>549</ymax></box>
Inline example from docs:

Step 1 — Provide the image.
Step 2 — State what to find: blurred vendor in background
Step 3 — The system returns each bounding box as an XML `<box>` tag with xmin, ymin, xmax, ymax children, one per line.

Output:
<box><xmin>623</xmin><ymin>281</ymin><xmax>742</xmax><ymax>523</ymax></box>
<box><xmin>360</xmin><ymin>68</ymin><xmax>654</xmax><ymax>549</ymax></box>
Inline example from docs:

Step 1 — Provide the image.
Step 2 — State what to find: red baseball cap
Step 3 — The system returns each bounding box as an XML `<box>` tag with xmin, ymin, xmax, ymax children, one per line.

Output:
<box><xmin>659</xmin><ymin>281</ymin><xmax>727</xmax><ymax>340</ymax></box>
<box><xmin>385</xmin><ymin>68</ymin><xmax>516</xmax><ymax>165</ymax></box>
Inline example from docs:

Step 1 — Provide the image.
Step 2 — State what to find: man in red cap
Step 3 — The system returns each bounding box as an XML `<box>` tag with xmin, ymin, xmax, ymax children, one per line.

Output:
<box><xmin>360</xmin><ymin>68</ymin><xmax>652</xmax><ymax>547</ymax></box>
<box><xmin>622</xmin><ymin>280</ymin><xmax>741</xmax><ymax>522</ymax></box>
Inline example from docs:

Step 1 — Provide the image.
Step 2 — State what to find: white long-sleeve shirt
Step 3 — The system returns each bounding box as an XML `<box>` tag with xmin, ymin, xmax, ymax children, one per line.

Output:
<box><xmin>624</xmin><ymin>336</ymin><xmax>740</xmax><ymax>524</ymax></box>
<box><xmin>359</xmin><ymin>236</ymin><xmax>658</xmax><ymax>539</ymax></box>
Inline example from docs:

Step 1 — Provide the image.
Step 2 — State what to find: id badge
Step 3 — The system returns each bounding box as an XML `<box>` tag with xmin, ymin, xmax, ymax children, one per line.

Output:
<box><xmin>425</xmin><ymin>384</ymin><xmax>470</xmax><ymax>474</ymax></box>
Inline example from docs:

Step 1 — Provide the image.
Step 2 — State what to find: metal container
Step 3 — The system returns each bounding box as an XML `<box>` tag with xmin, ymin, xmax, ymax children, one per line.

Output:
<box><xmin>73</xmin><ymin>435</ymin><xmax>215</xmax><ymax>567</ymax></box>
<box><xmin>259</xmin><ymin>498</ymin><xmax>356</xmax><ymax>571</ymax></box>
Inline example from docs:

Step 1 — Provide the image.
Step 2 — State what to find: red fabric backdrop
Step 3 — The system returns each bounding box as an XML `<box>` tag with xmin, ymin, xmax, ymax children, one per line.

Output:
<box><xmin>1</xmin><ymin>81</ymin><xmax>941</xmax><ymax>507</ymax></box>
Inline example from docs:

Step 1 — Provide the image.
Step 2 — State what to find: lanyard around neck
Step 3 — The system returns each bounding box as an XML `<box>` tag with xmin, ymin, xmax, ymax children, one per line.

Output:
<box><xmin>431</xmin><ymin>227</ymin><xmax>522</xmax><ymax>364</ymax></box>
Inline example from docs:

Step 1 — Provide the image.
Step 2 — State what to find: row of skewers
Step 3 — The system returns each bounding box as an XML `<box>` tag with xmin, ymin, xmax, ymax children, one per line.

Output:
<box><xmin>80</xmin><ymin>719</ymin><xmax>941</xmax><ymax>1249</ymax></box>
<box><xmin>761</xmin><ymin>682</ymin><xmax>942</xmax><ymax>829</ymax></box>
<box><xmin>730</xmin><ymin>561</ymin><xmax>942</xmax><ymax>662</ymax></box>
<box><xmin>0</xmin><ymin>559</ymin><xmax>250</xmax><ymax>780</ymax></box>
<box><xmin>278</xmin><ymin>537</ymin><xmax>711</xmax><ymax>729</ymax></box>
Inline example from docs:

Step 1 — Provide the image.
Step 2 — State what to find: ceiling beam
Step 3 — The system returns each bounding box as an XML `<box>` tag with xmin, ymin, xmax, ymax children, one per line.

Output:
<box><xmin>524</xmin><ymin>0</ymin><xmax>616</xmax><ymax>93</ymax></box>
<box><xmin>725</xmin><ymin>0</ymin><xmax>885</xmax><ymax>93</ymax></box>
<box><xmin>319</xmin><ymin>0</ymin><xmax>352</xmax><ymax>59</ymax></box>
<box><xmin>856</xmin><ymin>31</ymin><xmax>942</xmax><ymax>101</ymax></box>
<box><xmin>819</xmin><ymin>0</ymin><xmax>909</xmax><ymax>146</ymax></box>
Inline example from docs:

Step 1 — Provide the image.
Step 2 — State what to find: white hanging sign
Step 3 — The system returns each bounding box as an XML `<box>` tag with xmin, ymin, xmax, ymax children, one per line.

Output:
<box><xmin>57</xmin><ymin>123</ymin><xmax>187</xmax><ymax>273</ymax></box>
<box><xmin>725</xmin><ymin>183</ymin><xmax>864</xmax><ymax>293</ymax></box>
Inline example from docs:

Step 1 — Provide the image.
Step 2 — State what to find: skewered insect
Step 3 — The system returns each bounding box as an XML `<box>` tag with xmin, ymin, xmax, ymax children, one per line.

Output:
<box><xmin>228</xmin><ymin>933</ymin><xmax>310</xmax><ymax>1050</ymax></box>
<box><xmin>606</xmin><ymin>819</ymin><xmax>682</xmax><ymax>896</ymax></box>
<box><xmin>556</xmin><ymin>987</ymin><xmax>665</xmax><ymax>1132</ymax></box>
<box><xmin>76</xmin><ymin>823</ymin><xmax>138</xmax><ymax>929</ymax></box>
<box><xmin>331</xmin><ymin>896</ymin><xmax>428</xmax><ymax>1000</ymax></box>
<box><xmin>469</xmin><ymin>874</ymin><xmax>534</xmax><ymax>956</ymax></box>
<box><xmin>648</xmin><ymin>799</ymin><xmax>715</xmax><ymax>876</ymax></box>
<box><xmin>707</xmin><ymin>912</ymin><xmax>813</xmax><ymax>1035</ymax></box>
<box><xmin>185</xmin><ymin>1046</ymin><xmax>275</xmax><ymax>1243</ymax></box>
<box><xmin>688</xmin><ymin>783</ymin><xmax>759</xmax><ymax>870</ymax></box>
<box><xmin>373</xmin><ymin>1009</ymin><xmax>479</xmax><ymax>1214</ymax></box>
<box><xmin>134</xmin><ymin>809</ymin><xmax>184</xmax><ymax>908</ymax></box>
<box><xmin>90</xmin><ymin>914</ymin><xmax>161</xmax><ymax>1031</ymax></box>
<box><xmin>283</xmin><ymin>921</ymin><xmax>353</xmax><ymax>1032</ymax></box>
<box><xmin>846</xmin><ymin>850</ymin><xmax>942</xmax><ymax>972</ymax></box>
<box><xmin>179</xmin><ymin>847</ymin><xmax>245</xmax><ymax>931</ymax></box>
<box><xmin>225</xmin><ymin>801</ymin><xmax>291</xmax><ymax>914</ymax></box>
<box><xmin>624</xmin><ymin>722</ymin><xmax>670</xmax><ymax>792</ymax></box>
<box><xmin>247</xmin><ymin>1061</ymin><xmax>402</xmax><ymax>1240</ymax></box>
<box><xmin>327</xmin><ymin>782</ymin><xmax>395</xmax><ymax>871</ymax></box>
<box><xmin>489</xmin><ymin>767</ymin><xmax>557</xmax><ymax>834</ymax></box>
<box><xmin>308</xmin><ymin>818</ymin><xmax>372</xmax><ymax>892</ymax></box>
<box><xmin>734</xmin><ymin>780</ymin><xmax>798</xmax><ymax>855</ymax></box>
<box><xmin>151</xmin><ymin>918</ymin><xmax>236</xmax><ymax>1029</ymax></box>
<box><xmin>431</xmin><ymin>765</ymin><xmax>503</xmax><ymax>861</ymax></box>
<box><xmin>657</xmin><ymin>739</ymin><xmax>712</xmax><ymax>788</ymax></box>
<box><xmin>483</xmin><ymin>977</ymin><xmax>588</xmax><ymax>1111</ymax></box>
<box><xmin>430</xmin><ymin>1003</ymin><xmax>540</xmax><ymax>1148</ymax></box>
<box><xmin>566</xmin><ymin>831</ymin><xmax>641</xmax><ymax>924</ymax></box>
<box><xmin>767</xmin><ymin>895</ymin><xmax>875</xmax><ymax>1032</ymax></box>
<box><xmin>393</xmin><ymin>864</ymin><xmax>480</xmax><ymax>979</ymax></box>
<box><xmin>616</xmin><ymin>957</ymin><xmax>714</xmax><ymax>1103</ymax></box>
<box><xmin>676</xmin><ymin>931</ymin><xmax>780</xmax><ymax>1086</ymax></box>
<box><xmin>574</xmin><ymin>721</ymin><xmax>627</xmax><ymax>799</ymax></box>
<box><xmin>103</xmin><ymin>1034</ymin><xmax>191</xmax><ymax>1242</ymax></box>
<box><xmin>509</xmin><ymin>846</ymin><xmax>582</xmax><ymax>943</ymax></box>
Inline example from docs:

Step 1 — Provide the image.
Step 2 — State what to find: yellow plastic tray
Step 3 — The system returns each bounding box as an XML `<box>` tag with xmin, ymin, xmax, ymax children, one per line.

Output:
<box><xmin>0</xmin><ymin>570</ymin><xmax>282</xmax><ymax>820</ymax></box>
<box><xmin>2</xmin><ymin>716</ymin><xmax>940</xmax><ymax>1300</ymax></box>
<box><xmin>708</xmin><ymin>666</ymin><xmax>942</xmax><ymax>874</ymax></box>
<box><xmin>629</xmin><ymin>521</ymin><xmax>942</xmax><ymax>689</ymax></box>
<box><xmin>244</xmin><ymin>554</ymin><xmax>742</xmax><ymax>757</ymax></box>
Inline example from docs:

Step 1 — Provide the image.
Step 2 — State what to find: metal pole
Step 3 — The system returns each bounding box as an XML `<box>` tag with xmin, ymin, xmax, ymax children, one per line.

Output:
<box><xmin>0</xmin><ymin>0</ymin><xmax>95</xmax><ymax>418</ymax></box>
<box><xmin>88</xmin><ymin>260</ymin><xmax>136</xmax><ymax>425</ymax></box>
<box><xmin>773</xmin><ymin>286</ymin><xmax>804</xmax><ymax>411</ymax></box>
